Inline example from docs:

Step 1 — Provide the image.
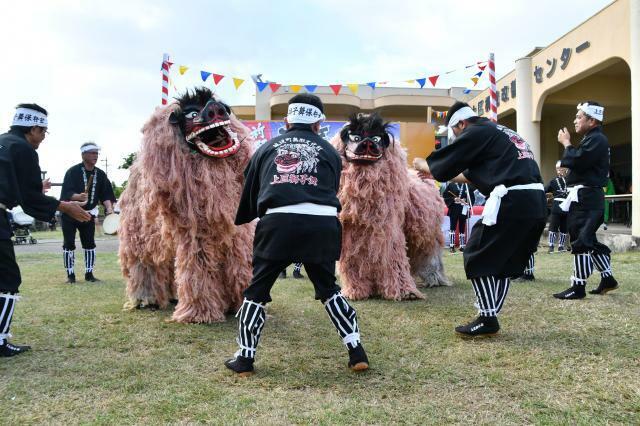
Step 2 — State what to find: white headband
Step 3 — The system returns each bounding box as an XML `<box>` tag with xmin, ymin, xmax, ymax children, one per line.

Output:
<box><xmin>12</xmin><ymin>107</ymin><xmax>48</xmax><ymax>127</ymax></box>
<box><xmin>287</xmin><ymin>103</ymin><xmax>325</xmax><ymax>124</ymax></box>
<box><xmin>447</xmin><ymin>106</ymin><xmax>477</xmax><ymax>142</ymax></box>
<box><xmin>577</xmin><ymin>103</ymin><xmax>604</xmax><ymax>122</ymax></box>
<box><xmin>81</xmin><ymin>144</ymin><xmax>101</xmax><ymax>153</ymax></box>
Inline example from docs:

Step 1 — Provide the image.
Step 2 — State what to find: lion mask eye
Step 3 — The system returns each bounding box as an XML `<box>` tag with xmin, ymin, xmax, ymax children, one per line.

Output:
<box><xmin>348</xmin><ymin>134</ymin><xmax>362</xmax><ymax>142</ymax></box>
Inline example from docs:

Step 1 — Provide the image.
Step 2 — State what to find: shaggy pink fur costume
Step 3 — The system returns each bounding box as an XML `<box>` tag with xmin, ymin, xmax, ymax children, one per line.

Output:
<box><xmin>120</xmin><ymin>103</ymin><xmax>254</xmax><ymax>323</ymax></box>
<box><xmin>331</xmin><ymin>134</ymin><xmax>448</xmax><ymax>300</ymax></box>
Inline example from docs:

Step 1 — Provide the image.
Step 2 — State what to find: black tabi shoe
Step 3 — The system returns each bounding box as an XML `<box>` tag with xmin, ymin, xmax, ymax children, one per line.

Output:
<box><xmin>0</xmin><ymin>342</ymin><xmax>31</xmax><ymax>357</ymax></box>
<box><xmin>557</xmin><ymin>247</ymin><xmax>566</xmax><ymax>253</ymax></box>
<box><xmin>553</xmin><ymin>285</ymin><xmax>586</xmax><ymax>300</ymax></box>
<box><xmin>65</xmin><ymin>273</ymin><xmax>76</xmax><ymax>284</ymax></box>
<box><xmin>459</xmin><ymin>247</ymin><xmax>465</xmax><ymax>252</ymax></box>
<box><xmin>85</xmin><ymin>272</ymin><xmax>101</xmax><ymax>282</ymax></box>
<box><xmin>589</xmin><ymin>276</ymin><xmax>619</xmax><ymax>295</ymax></box>
<box><xmin>278</xmin><ymin>271</ymin><xmax>286</xmax><ymax>279</ymax></box>
<box><xmin>292</xmin><ymin>270</ymin><xmax>305</xmax><ymax>279</ymax></box>
<box><xmin>348</xmin><ymin>344</ymin><xmax>369</xmax><ymax>372</ymax></box>
<box><xmin>455</xmin><ymin>315</ymin><xmax>500</xmax><ymax>338</ymax></box>
<box><xmin>224</xmin><ymin>355</ymin><xmax>254</xmax><ymax>377</ymax></box>
<box><xmin>449</xmin><ymin>247</ymin><xmax>456</xmax><ymax>254</ymax></box>
<box><xmin>548</xmin><ymin>246</ymin><xmax>554</xmax><ymax>254</ymax></box>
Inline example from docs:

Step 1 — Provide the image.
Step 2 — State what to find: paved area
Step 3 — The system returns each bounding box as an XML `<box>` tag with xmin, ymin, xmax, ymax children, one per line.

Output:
<box><xmin>13</xmin><ymin>238</ymin><xmax>119</xmax><ymax>254</ymax></box>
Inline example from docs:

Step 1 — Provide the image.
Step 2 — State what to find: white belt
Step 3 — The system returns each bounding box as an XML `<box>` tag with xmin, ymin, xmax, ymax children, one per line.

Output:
<box><xmin>265</xmin><ymin>202</ymin><xmax>337</xmax><ymax>217</ymax></box>
<box><xmin>554</xmin><ymin>198</ymin><xmax>566</xmax><ymax>202</ymax></box>
<box><xmin>482</xmin><ymin>183</ymin><xmax>545</xmax><ymax>226</ymax></box>
<box><xmin>0</xmin><ymin>203</ymin><xmax>6</xmax><ymax>210</ymax></box>
<box><xmin>559</xmin><ymin>185</ymin><xmax>585</xmax><ymax>212</ymax></box>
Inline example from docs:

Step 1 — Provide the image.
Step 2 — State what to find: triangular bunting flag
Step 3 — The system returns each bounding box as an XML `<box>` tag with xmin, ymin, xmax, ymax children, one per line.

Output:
<box><xmin>474</xmin><ymin>71</ymin><xmax>483</xmax><ymax>77</ymax></box>
<box><xmin>329</xmin><ymin>84</ymin><xmax>342</xmax><ymax>95</ymax></box>
<box><xmin>347</xmin><ymin>84</ymin><xmax>359</xmax><ymax>95</ymax></box>
<box><xmin>289</xmin><ymin>85</ymin><xmax>302</xmax><ymax>93</ymax></box>
<box><xmin>416</xmin><ymin>78</ymin><xmax>426</xmax><ymax>88</ymax></box>
<box><xmin>179</xmin><ymin>65</ymin><xmax>189</xmax><ymax>75</ymax></box>
<box><xmin>471</xmin><ymin>77</ymin><xmax>479</xmax><ymax>85</ymax></box>
<box><xmin>213</xmin><ymin>73</ymin><xmax>225</xmax><ymax>85</ymax></box>
<box><xmin>405</xmin><ymin>79</ymin><xmax>416</xmax><ymax>84</ymax></box>
<box><xmin>304</xmin><ymin>85</ymin><xmax>317</xmax><ymax>93</ymax></box>
<box><xmin>233</xmin><ymin>78</ymin><xmax>245</xmax><ymax>89</ymax></box>
<box><xmin>428</xmin><ymin>75</ymin><xmax>439</xmax><ymax>86</ymax></box>
<box><xmin>463</xmin><ymin>88</ymin><xmax>471</xmax><ymax>94</ymax></box>
<box><xmin>478</xmin><ymin>64</ymin><xmax>487</xmax><ymax>71</ymax></box>
<box><xmin>200</xmin><ymin>71</ymin><xmax>211</xmax><ymax>81</ymax></box>
<box><xmin>256</xmin><ymin>81</ymin><xmax>269</xmax><ymax>92</ymax></box>
<box><xmin>269</xmin><ymin>82</ymin><xmax>282</xmax><ymax>93</ymax></box>
<box><xmin>366</xmin><ymin>82</ymin><xmax>376</xmax><ymax>89</ymax></box>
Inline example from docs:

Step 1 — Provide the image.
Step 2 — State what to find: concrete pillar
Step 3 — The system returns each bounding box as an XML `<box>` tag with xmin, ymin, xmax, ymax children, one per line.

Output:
<box><xmin>515</xmin><ymin>56</ymin><xmax>541</xmax><ymax>165</ymax></box>
<box><xmin>426</xmin><ymin>106</ymin><xmax>433</xmax><ymax>123</ymax></box>
<box><xmin>254</xmin><ymin>88</ymin><xmax>271</xmax><ymax>120</ymax></box>
<box><xmin>631</xmin><ymin>0</ymin><xmax>640</xmax><ymax>238</ymax></box>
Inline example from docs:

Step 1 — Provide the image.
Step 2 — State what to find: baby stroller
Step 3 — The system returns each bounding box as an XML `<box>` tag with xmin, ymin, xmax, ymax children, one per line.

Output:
<box><xmin>9</xmin><ymin>207</ymin><xmax>37</xmax><ymax>245</ymax></box>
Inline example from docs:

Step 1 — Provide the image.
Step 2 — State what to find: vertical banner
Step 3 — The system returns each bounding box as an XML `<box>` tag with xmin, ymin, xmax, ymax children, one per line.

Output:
<box><xmin>488</xmin><ymin>53</ymin><xmax>498</xmax><ymax>122</ymax></box>
<box><xmin>161</xmin><ymin>53</ymin><xmax>170</xmax><ymax>105</ymax></box>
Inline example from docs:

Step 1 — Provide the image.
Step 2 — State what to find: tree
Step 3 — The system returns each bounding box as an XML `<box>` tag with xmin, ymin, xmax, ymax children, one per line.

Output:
<box><xmin>120</xmin><ymin>152</ymin><xmax>136</xmax><ymax>170</ymax></box>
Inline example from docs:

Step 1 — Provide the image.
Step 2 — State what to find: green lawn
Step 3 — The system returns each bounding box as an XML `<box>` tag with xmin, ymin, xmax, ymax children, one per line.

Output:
<box><xmin>2</xmin><ymin>250</ymin><xmax>639</xmax><ymax>424</ymax></box>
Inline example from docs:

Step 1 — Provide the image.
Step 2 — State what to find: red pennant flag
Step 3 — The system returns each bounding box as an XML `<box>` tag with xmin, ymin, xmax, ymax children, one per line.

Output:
<box><xmin>213</xmin><ymin>73</ymin><xmax>225</xmax><ymax>85</ymax></box>
<box><xmin>428</xmin><ymin>75</ymin><xmax>439</xmax><ymax>87</ymax></box>
<box><xmin>478</xmin><ymin>65</ymin><xmax>487</xmax><ymax>71</ymax></box>
<box><xmin>269</xmin><ymin>82</ymin><xmax>282</xmax><ymax>93</ymax></box>
<box><xmin>329</xmin><ymin>84</ymin><xmax>342</xmax><ymax>95</ymax></box>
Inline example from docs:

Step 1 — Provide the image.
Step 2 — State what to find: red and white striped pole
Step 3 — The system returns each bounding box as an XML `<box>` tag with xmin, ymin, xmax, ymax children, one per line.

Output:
<box><xmin>161</xmin><ymin>53</ymin><xmax>170</xmax><ymax>105</ymax></box>
<box><xmin>489</xmin><ymin>53</ymin><xmax>498</xmax><ymax>123</ymax></box>
<box><xmin>488</xmin><ymin>52</ymin><xmax>498</xmax><ymax>123</ymax></box>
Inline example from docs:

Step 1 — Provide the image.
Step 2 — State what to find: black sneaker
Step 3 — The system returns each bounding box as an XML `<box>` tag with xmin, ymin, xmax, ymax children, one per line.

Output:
<box><xmin>459</xmin><ymin>247</ymin><xmax>465</xmax><ymax>252</ymax></box>
<box><xmin>85</xmin><ymin>272</ymin><xmax>101</xmax><ymax>282</ymax></box>
<box><xmin>65</xmin><ymin>273</ymin><xmax>76</xmax><ymax>284</ymax></box>
<box><xmin>348</xmin><ymin>344</ymin><xmax>369</xmax><ymax>372</ymax></box>
<box><xmin>293</xmin><ymin>270</ymin><xmax>304</xmax><ymax>279</ymax></box>
<box><xmin>589</xmin><ymin>276</ymin><xmax>619</xmax><ymax>295</ymax></box>
<box><xmin>0</xmin><ymin>342</ymin><xmax>31</xmax><ymax>357</ymax></box>
<box><xmin>278</xmin><ymin>271</ymin><xmax>286</xmax><ymax>279</ymax></box>
<box><xmin>224</xmin><ymin>355</ymin><xmax>254</xmax><ymax>377</ymax></box>
<box><xmin>455</xmin><ymin>315</ymin><xmax>500</xmax><ymax>337</ymax></box>
<box><xmin>553</xmin><ymin>285</ymin><xmax>586</xmax><ymax>300</ymax></box>
<box><xmin>449</xmin><ymin>246</ymin><xmax>456</xmax><ymax>254</ymax></box>
<box><xmin>548</xmin><ymin>246</ymin><xmax>554</xmax><ymax>254</ymax></box>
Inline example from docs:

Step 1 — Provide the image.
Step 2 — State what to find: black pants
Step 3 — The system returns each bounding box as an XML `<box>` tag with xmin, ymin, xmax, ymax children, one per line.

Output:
<box><xmin>61</xmin><ymin>214</ymin><xmax>96</xmax><ymax>250</ymax></box>
<box><xmin>548</xmin><ymin>212</ymin><xmax>567</xmax><ymax>233</ymax></box>
<box><xmin>448</xmin><ymin>204</ymin><xmax>468</xmax><ymax>234</ymax></box>
<box><xmin>567</xmin><ymin>208</ymin><xmax>610</xmax><ymax>255</ymax></box>
<box><xmin>244</xmin><ymin>256</ymin><xmax>341</xmax><ymax>304</ymax></box>
<box><xmin>464</xmin><ymin>218</ymin><xmax>546</xmax><ymax>279</ymax></box>
<box><xmin>0</xmin><ymin>212</ymin><xmax>21</xmax><ymax>293</ymax></box>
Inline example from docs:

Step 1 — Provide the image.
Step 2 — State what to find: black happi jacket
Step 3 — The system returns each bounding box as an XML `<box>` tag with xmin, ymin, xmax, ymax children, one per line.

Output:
<box><xmin>61</xmin><ymin>164</ymin><xmax>116</xmax><ymax>214</ymax></box>
<box><xmin>427</xmin><ymin>118</ymin><xmax>546</xmax><ymax>222</ymax></box>
<box><xmin>545</xmin><ymin>176</ymin><xmax>568</xmax><ymax>215</ymax></box>
<box><xmin>0</xmin><ymin>130</ymin><xmax>59</xmax><ymax>239</ymax></box>
<box><xmin>560</xmin><ymin>126</ymin><xmax>609</xmax><ymax>211</ymax></box>
<box><xmin>443</xmin><ymin>182</ymin><xmax>475</xmax><ymax>210</ymax></box>
<box><xmin>236</xmin><ymin>125</ymin><xmax>342</xmax><ymax>263</ymax></box>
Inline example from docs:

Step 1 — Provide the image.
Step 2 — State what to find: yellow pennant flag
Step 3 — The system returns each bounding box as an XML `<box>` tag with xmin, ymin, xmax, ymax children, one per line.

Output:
<box><xmin>347</xmin><ymin>84</ymin><xmax>359</xmax><ymax>95</ymax></box>
<box><xmin>405</xmin><ymin>79</ymin><xmax>415</xmax><ymax>84</ymax></box>
<box><xmin>233</xmin><ymin>78</ymin><xmax>245</xmax><ymax>89</ymax></box>
<box><xmin>179</xmin><ymin>65</ymin><xmax>189</xmax><ymax>75</ymax></box>
<box><xmin>471</xmin><ymin>76</ymin><xmax>479</xmax><ymax>85</ymax></box>
<box><xmin>290</xmin><ymin>85</ymin><xmax>302</xmax><ymax>93</ymax></box>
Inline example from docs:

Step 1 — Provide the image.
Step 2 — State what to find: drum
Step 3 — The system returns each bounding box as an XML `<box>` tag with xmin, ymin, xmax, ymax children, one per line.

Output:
<box><xmin>102</xmin><ymin>213</ymin><xmax>120</xmax><ymax>235</ymax></box>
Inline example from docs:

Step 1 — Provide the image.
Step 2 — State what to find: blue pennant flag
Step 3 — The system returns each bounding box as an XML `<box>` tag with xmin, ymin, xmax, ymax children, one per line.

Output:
<box><xmin>463</xmin><ymin>88</ymin><xmax>471</xmax><ymax>94</ymax></box>
<box><xmin>256</xmin><ymin>81</ymin><xmax>269</xmax><ymax>92</ymax></box>
<box><xmin>416</xmin><ymin>78</ymin><xmax>426</xmax><ymax>88</ymax></box>
<box><xmin>474</xmin><ymin>71</ymin><xmax>483</xmax><ymax>77</ymax></box>
<box><xmin>200</xmin><ymin>71</ymin><xmax>211</xmax><ymax>81</ymax></box>
<box><xmin>366</xmin><ymin>82</ymin><xmax>376</xmax><ymax>89</ymax></box>
<box><xmin>304</xmin><ymin>85</ymin><xmax>317</xmax><ymax>93</ymax></box>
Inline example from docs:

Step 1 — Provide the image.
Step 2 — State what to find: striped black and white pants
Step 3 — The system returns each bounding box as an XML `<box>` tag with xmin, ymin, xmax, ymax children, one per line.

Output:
<box><xmin>571</xmin><ymin>252</ymin><xmax>613</xmax><ymax>286</ymax></box>
<box><xmin>62</xmin><ymin>249</ymin><xmax>96</xmax><ymax>275</ymax></box>
<box><xmin>470</xmin><ymin>276</ymin><xmax>510</xmax><ymax>317</ymax></box>
<box><xmin>0</xmin><ymin>292</ymin><xmax>19</xmax><ymax>345</ymax></box>
<box><xmin>524</xmin><ymin>254</ymin><xmax>535</xmax><ymax>276</ymax></box>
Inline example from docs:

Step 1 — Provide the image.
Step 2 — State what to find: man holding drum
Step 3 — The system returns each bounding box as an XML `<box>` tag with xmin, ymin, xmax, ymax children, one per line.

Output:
<box><xmin>60</xmin><ymin>142</ymin><xmax>116</xmax><ymax>283</ymax></box>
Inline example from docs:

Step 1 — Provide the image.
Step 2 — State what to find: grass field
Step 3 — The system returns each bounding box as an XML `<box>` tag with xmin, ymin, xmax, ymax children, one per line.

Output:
<box><xmin>1</xmin><ymin>249</ymin><xmax>639</xmax><ymax>424</ymax></box>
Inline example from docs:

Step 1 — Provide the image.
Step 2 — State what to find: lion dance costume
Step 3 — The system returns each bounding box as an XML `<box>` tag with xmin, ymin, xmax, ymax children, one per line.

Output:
<box><xmin>331</xmin><ymin>113</ymin><xmax>447</xmax><ymax>300</ymax></box>
<box><xmin>119</xmin><ymin>87</ymin><xmax>254</xmax><ymax>323</ymax></box>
